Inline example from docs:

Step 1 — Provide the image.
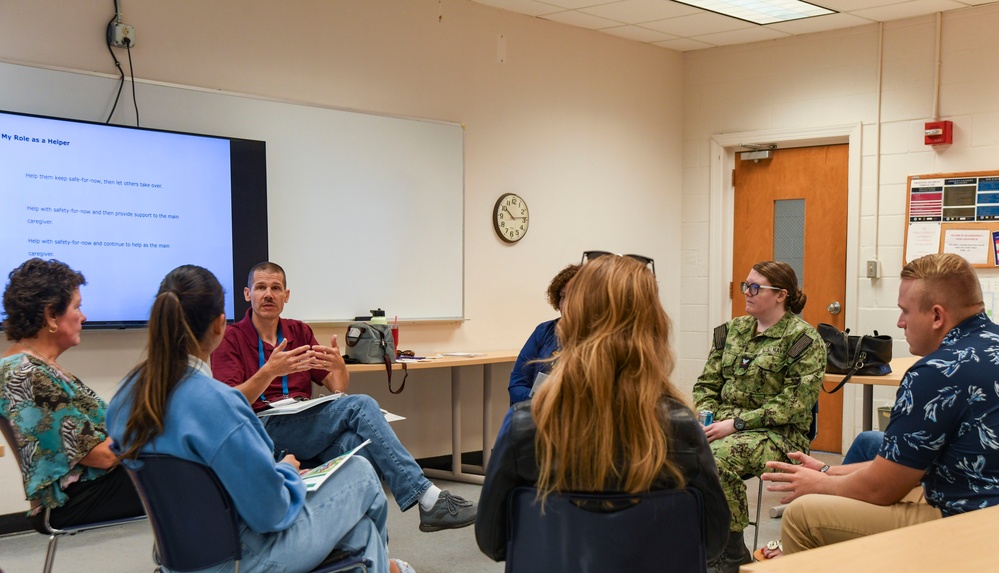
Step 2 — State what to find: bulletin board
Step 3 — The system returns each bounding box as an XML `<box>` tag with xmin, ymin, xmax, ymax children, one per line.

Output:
<box><xmin>904</xmin><ymin>171</ymin><xmax>999</xmax><ymax>268</ymax></box>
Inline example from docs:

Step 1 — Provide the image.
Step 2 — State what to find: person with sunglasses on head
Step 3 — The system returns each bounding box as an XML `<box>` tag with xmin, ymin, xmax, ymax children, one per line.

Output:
<box><xmin>476</xmin><ymin>252</ymin><xmax>730</xmax><ymax>566</ymax></box>
<box><xmin>692</xmin><ymin>261</ymin><xmax>825</xmax><ymax>573</ymax></box>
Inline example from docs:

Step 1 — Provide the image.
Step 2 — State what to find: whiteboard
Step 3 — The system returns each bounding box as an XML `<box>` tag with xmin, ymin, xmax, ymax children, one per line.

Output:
<box><xmin>0</xmin><ymin>60</ymin><xmax>464</xmax><ymax>322</ymax></box>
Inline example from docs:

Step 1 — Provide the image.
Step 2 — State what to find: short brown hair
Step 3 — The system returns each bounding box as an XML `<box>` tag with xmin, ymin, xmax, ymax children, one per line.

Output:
<box><xmin>546</xmin><ymin>264</ymin><xmax>581</xmax><ymax>311</ymax></box>
<box><xmin>2</xmin><ymin>258</ymin><xmax>86</xmax><ymax>341</ymax></box>
<box><xmin>901</xmin><ymin>253</ymin><xmax>983</xmax><ymax>312</ymax></box>
<box><xmin>246</xmin><ymin>262</ymin><xmax>287</xmax><ymax>288</ymax></box>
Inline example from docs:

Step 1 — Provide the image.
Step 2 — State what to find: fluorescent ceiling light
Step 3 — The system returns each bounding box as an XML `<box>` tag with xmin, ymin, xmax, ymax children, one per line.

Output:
<box><xmin>672</xmin><ymin>0</ymin><xmax>835</xmax><ymax>25</ymax></box>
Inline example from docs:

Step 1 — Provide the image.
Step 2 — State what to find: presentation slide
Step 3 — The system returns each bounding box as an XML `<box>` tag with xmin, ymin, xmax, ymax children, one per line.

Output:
<box><xmin>0</xmin><ymin>112</ymin><xmax>235</xmax><ymax>324</ymax></box>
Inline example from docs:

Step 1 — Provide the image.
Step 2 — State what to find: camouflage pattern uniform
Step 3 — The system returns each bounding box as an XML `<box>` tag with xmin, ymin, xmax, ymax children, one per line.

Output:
<box><xmin>692</xmin><ymin>312</ymin><xmax>825</xmax><ymax>532</ymax></box>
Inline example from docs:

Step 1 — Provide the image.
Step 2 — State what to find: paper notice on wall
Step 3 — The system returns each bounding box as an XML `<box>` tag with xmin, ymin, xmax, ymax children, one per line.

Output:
<box><xmin>979</xmin><ymin>276</ymin><xmax>999</xmax><ymax>321</ymax></box>
<box><xmin>905</xmin><ymin>223</ymin><xmax>941</xmax><ymax>263</ymax></box>
<box><xmin>943</xmin><ymin>229</ymin><xmax>991</xmax><ymax>265</ymax></box>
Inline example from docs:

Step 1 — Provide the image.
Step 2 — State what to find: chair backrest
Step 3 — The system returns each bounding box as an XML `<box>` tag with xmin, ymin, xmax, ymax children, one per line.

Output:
<box><xmin>125</xmin><ymin>454</ymin><xmax>241</xmax><ymax>572</ymax></box>
<box><xmin>505</xmin><ymin>486</ymin><xmax>707</xmax><ymax>573</ymax></box>
<box><xmin>0</xmin><ymin>416</ymin><xmax>38</xmax><ymax>511</ymax></box>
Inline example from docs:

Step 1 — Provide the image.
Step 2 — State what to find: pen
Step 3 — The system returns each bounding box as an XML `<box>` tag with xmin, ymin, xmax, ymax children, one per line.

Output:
<box><xmin>274</xmin><ymin>449</ymin><xmax>287</xmax><ymax>462</ymax></box>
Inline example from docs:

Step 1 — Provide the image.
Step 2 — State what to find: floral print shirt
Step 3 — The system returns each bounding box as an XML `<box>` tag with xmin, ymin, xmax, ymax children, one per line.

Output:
<box><xmin>883</xmin><ymin>312</ymin><xmax>999</xmax><ymax>516</ymax></box>
<box><xmin>0</xmin><ymin>353</ymin><xmax>109</xmax><ymax>511</ymax></box>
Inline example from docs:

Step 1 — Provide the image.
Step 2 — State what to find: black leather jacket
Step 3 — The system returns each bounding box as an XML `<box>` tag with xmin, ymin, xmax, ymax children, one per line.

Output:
<box><xmin>475</xmin><ymin>398</ymin><xmax>731</xmax><ymax>562</ymax></box>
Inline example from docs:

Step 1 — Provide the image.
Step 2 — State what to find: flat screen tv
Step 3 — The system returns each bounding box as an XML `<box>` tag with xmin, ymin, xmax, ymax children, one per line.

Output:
<box><xmin>0</xmin><ymin>109</ymin><xmax>268</xmax><ymax>329</ymax></box>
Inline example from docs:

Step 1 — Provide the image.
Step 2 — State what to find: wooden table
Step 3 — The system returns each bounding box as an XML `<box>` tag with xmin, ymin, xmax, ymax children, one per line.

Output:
<box><xmin>741</xmin><ymin>504</ymin><xmax>999</xmax><ymax>572</ymax></box>
<box><xmin>346</xmin><ymin>351</ymin><xmax>519</xmax><ymax>484</ymax></box>
<box><xmin>823</xmin><ymin>355</ymin><xmax>918</xmax><ymax>431</ymax></box>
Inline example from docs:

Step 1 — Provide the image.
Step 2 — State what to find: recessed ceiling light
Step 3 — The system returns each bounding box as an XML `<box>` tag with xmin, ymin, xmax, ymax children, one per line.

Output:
<box><xmin>672</xmin><ymin>0</ymin><xmax>835</xmax><ymax>25</ymax></box>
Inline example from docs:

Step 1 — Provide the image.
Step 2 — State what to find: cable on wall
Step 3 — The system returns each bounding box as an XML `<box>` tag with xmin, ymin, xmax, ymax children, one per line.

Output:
<box><xmin>104</xmin><ymin>13</ymin><xmax>126</xmax><ymax>124</ymax></box>
<box><xmin>105</xmin><ymin>0</ymin><xmax>139</xmax><ymax>126</ymax></box>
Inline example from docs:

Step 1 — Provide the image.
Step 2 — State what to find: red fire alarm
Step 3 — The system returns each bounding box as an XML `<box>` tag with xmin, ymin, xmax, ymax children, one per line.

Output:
<box><xmin>924</xmin><ymin>120</ymin><xmax>953</xmax><ymax>146</ymax></box>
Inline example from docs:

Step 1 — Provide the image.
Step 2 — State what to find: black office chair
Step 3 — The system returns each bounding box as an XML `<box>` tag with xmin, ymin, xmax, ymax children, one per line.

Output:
<box><xmin>125</xmin><ymin>454</ymin><xmax>371</xmax><ymax>573</ymax></box>
<box><xmin>0</xmin><ymin>416</ymin><xmax>145</xmax><ymax>573</ymax></box>
<box><xmin>505</xmin><ymin>486</ymin><xmax>707</xmax><ymax>573</ymax></box>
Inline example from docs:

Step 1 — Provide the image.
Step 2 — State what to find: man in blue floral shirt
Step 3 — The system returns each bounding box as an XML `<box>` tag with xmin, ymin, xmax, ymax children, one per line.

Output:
<box><xmin>762</xmin><ymin>253</ymin><xmax>999</xmax><ymax>554</ymax></box>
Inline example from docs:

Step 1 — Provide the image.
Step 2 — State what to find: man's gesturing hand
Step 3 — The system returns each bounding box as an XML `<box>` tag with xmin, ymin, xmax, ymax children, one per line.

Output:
<box><xmin>265</xmin><ymin>339</ymin><xmax>317</xmax><ymax>377</ymax></box>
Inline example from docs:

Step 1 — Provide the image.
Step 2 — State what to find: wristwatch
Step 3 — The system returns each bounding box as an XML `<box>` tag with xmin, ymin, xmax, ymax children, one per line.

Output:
<box><xmin>733</xmin><ymin>417</ymin><xmax>747</xmax><ymax>431</ymax></box>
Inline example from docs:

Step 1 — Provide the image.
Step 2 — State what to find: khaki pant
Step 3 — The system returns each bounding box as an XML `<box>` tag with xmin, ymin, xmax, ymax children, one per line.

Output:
<box><xmin>782</xmin><ymin>487</ymin><xmax>942</xmax><ymax>554</ymax></box>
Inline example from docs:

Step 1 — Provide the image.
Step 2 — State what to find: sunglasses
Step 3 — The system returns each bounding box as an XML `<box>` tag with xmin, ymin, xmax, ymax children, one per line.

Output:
<box><xmin>580</xmin><ymin>251</ymin><xmax>656</xmax><ymax>276</ymax></box>
<box><xmin>739</xmin><ymin>282</ymin><xmax>783</xmax><ymax>296</ymax></box>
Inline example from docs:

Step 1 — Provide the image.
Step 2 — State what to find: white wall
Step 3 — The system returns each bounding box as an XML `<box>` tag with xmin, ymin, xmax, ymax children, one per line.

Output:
<box><xmin>680</xmin><ymin>4</ymin><xmax>999</xmax><ymax>447</ymax></box>
<box><xmin>0</xmin><ymin>0</ymin><xmax>683</xmax><ymax>515</ymax></box>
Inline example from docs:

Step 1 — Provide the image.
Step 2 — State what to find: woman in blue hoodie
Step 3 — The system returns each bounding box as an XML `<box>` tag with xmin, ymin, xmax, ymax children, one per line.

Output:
<box><xmin>107</xmin><ymin>265</ymin><xmax>409</xmax><ymax>573</ymax></box>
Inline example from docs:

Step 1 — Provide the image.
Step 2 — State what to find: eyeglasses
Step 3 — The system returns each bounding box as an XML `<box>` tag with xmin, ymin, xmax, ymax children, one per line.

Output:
<box><xmin>739</xmin><ymin>282</ymin><xmax>783</xmax><ymax>296</ymax></box>
<box><xmin>581</xmin><ymin>251</ymin><xmax>656</xmax><ymax>276</ymax></box>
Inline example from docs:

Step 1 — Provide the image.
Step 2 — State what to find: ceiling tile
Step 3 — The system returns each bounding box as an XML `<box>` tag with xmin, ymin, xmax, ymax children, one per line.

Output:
<box><xmin>537</xmin><ymin>0</ymin><xmax>622</xmax><ymax>9</ymax></box>
<box><xmin>654</xmin><ymin>37</ymin><xmax>718</xmax><ymax>50</ymax></box>
<box><xmin>542</xmin><ymin>9</ymin><xmax>626</xmax><ymax>29</ymax></box>
<box><xmin>851</xmin><ymin>0</ymin><xmax>973</xmax><ymax>21</ymax></box>
<box><xmin>767</xmin><ymin>11</ymin><xmax>876</xmax><ymax>33</ymax></box>
<box><xmin>643</xmin><ymin>11</ymin><xmax>755</xmax><ymax>36</ymax></box>
<box><xmin>470</xmin><ymin>0</ymin><xmax>567</xmax><ymax>17</ymax></box>
<box><xmin>814</xmin><ymin>0</ymin><xmax>915</xmax><ymax>11</ymax></box>
<box><xmin>693</xmin><ymin>25</ymin><xmax>792</xmax><ymax>46</ymax></box>
<box><xmin>580</xmin><ymin>0</ymin><xmax>701</xmax><ymax>24</ymax></box>
<box><xmin>601</xmin><ymin>24</ymin><xmax>681</xmax><ymax>42</ymax></box>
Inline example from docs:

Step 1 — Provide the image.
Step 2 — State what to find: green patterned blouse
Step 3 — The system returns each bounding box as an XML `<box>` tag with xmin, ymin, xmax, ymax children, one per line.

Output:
<box><xmin>0</xmin><ymin>353</ymin><xmax>110</xmax><ymax>512</ymax></box>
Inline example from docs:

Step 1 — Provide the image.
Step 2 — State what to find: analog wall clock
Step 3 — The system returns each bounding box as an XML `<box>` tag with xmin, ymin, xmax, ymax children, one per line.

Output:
<box><xmin>493</xmin><ymin>193</ymin><xmax>529</xmax><ymax>243</ymax></box>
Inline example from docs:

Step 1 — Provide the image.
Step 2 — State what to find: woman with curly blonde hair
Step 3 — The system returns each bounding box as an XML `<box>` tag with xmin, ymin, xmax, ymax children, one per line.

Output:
<box><xmin>476</xmin><ymin>252</ymin><xmax>730</xmax><ymax>565</ymax></box>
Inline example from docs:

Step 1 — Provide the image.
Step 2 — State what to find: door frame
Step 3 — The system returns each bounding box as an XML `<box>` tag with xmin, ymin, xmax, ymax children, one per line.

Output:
<box><xmin>707</xmin><ymin>123</ymin><xmax>863</xmax><ymax>452</ymax></box>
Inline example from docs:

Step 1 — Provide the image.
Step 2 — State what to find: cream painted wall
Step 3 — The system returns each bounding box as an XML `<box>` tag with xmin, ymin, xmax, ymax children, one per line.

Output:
<box><xmin>680</xmin><ymin>3</ymin><xmax>999</xmax><ymax>449</ymax></box>
<box><xmin>0</xmin><ymin>0</ymin><xmax>683</xmax><ymax>515</ymax></box>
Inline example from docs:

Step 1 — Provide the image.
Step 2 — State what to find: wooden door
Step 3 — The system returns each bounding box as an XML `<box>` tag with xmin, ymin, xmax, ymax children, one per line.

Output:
<box><xmin>732</xmin><ymin>145</ymin><xmax>848</xmax><ymax>453</ymax></box>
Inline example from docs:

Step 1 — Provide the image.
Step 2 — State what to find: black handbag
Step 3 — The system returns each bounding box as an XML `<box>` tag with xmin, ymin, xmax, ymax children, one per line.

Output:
<box><xmin>817</xmin><ymin>323</ymin><xmax>893</xmax><ymax>393</ymax></box>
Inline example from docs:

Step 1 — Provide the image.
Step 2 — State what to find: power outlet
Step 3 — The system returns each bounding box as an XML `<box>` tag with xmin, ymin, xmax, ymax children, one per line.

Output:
<box><xmin>866</xmin><ymin>259</ymin><xmax>882</xmax><ymax>279</ymax></box>
<box><xmin>107</xmin><ymin>22</ymin><xmax>136</xmax><ymax>47</ymax></box>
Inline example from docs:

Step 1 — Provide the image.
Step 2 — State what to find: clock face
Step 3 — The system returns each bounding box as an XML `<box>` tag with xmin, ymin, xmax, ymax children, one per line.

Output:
<box><xmin>493</xmin><ymin>193</ymin><xmax>529</xmax><ymax>243</ymax></box>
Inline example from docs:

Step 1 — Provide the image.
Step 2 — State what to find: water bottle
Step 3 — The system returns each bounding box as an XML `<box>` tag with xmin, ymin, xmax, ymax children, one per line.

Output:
<box><xmin>370</xmin><ymin>308</ymin><xmax>388</xmax><ymax>325</ymax></box>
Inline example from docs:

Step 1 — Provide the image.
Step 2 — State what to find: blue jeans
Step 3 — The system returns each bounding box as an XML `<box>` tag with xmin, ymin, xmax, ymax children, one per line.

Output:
<box><xmin>842</xmin><ymin>430</ymin><xmax>884</xmax><ymax>465</ymax></box>
<box><xmin>172</xmin><ymin>456</ymin><xmax>390</xmax><ymax>573</ymax></box>
<box><xmin>262</xmin><ymin>394</ymin><xmax>431</xmax><ymax>511</ymax></box>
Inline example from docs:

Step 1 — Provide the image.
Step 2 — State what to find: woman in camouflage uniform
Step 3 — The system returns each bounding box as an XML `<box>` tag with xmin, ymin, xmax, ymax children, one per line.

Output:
<box><xmin>693</xmin><ymin>261</ymin><xmax>825</xmax><ymax>573</ymax></box>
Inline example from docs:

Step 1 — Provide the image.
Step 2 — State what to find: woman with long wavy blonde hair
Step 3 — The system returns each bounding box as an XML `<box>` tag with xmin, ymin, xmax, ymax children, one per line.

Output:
<box><xmin>476</xmin><ymin>253</ymin><xmax>730</xmax><ymax>565</ymax></box>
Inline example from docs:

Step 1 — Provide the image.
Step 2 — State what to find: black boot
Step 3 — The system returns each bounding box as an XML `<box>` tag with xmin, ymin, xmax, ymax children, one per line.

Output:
<box><xmin>707</xmin><ymin>530</ymin><xmax>753</xmax><ymax>573</ymax></box>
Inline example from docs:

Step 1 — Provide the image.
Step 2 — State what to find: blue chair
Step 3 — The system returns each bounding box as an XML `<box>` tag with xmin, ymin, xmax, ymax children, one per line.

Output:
<box><xmin>125</xmin><ymin>454</ymin><xmax>371</xmax><ymax>573</ymax></box>
<box><xmin>505</xmin><ymin>486</ymin><xmax>707</xmax><ymax>573</ymax></box>
<box><xmin>0</xmin><ymin>417</ymin><xmax>145</xmax><ymax>573</ymax></box>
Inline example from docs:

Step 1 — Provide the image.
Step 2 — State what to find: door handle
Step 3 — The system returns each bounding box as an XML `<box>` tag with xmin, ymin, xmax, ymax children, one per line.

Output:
<box><xmin>827</xmin><ymin>301</ymin><xmax>841</xmax><ymax>315</ymax></box>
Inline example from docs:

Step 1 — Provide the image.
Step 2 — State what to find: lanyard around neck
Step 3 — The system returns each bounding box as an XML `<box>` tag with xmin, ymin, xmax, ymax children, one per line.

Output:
<box><xmin>256</xmin><ymin>324</ymin><xmax>288</xmax><ymax>400</ymax></box>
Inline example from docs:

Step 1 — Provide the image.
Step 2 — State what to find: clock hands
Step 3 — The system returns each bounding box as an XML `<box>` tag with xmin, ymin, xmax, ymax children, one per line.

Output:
<box><xmin>503</xmin><ymin>205</ymin><xmax>526</xmax><ymax>220</ymax></box>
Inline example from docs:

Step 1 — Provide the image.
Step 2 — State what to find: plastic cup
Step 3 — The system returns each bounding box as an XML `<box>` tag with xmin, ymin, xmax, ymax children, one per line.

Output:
<box><xmin>391</xmin><ymin>327</ymin><xmax>399</xmax><ymax>350</ymax></box>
